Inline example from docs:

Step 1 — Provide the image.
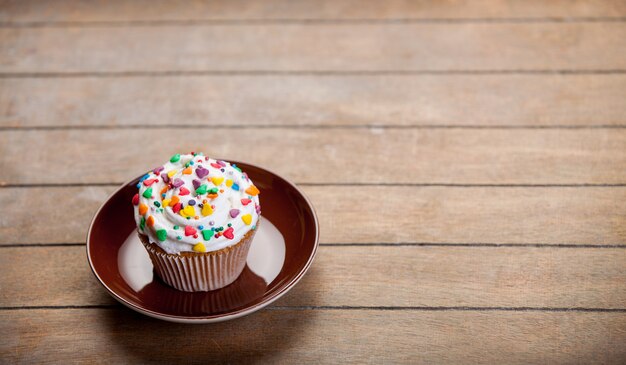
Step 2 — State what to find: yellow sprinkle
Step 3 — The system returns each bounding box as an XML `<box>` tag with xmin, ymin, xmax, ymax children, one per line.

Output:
<box><xmin>225</xmin><ymin>179</ymin><xmax>233</xmax><ymax>187</ymax></box>
<box><xmin>180</xmin><ymin>205</ymin><xmax>195</xmax><ymax>217</ymax></box>
<box><xmin>201</xmin><ymin>204</ymin><xmax>213</xmax><ymax>216</ymax></box>
<box><xmin>162</xmin><ymin>198</ymin><xmax>171</xmax><ymax>208</ymax></box>
<box><xmin>241</xmin><ymin>214</ymin><xmax>252</xmax><ymax>225</ymax></box>
<box><xmin>167</xmin><ymin>170</ymin><xmax>178</xmax><ymax>178</ymax></box>
<box><xmin>211</xmin><ymin>177</ymin><xmax>224</xmax><ymax>186</ymax></box>
<box><xmin>193</xmin><ymin>242</ymin><xmax>206</xmax><ymax>253</ymax></box>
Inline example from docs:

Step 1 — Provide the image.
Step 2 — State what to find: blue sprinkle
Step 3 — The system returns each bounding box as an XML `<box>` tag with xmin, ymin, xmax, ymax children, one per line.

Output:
<box><xmin>198</xmin><ymin>225</ymin><xmax>204</xmax><ymax>230</ymax></box>
<box><xmin>139</xmin><ymin>174</ymin><xmax>150</xmax><ymax>182</ymax></box>
<box><xmin>136</xmin><ymin>183</ymin><xmax>141</xmax><ymax>188</ymax></box>
<box><xmin>232</xmin><ymin>183</ymin><xmax>240</xmax><ymax>191</ymax></box>
<box><xmin>190</xmin><ymin>161</ymin><xmax>194</xmax><ymax>165</ymax></box>
<box><xmin>188</xmin><ymin>199</ymin><xmax>196</xmax><ymax>206</ymax></box>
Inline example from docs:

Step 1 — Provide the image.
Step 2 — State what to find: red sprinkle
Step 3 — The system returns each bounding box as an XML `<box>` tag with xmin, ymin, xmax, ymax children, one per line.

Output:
<box><xmin>185</xmin><ymin>226</ymin><xmax>197</xmax><ymax>236</ymax></box>
<box><xmin>143</xmin><ymin>178</ymin><xmax>158</xmax><ymax>186</ymax></box>
<box><xmin>172</xmin><ymin>202</ymin><xmax>182</xmax><ymax>213</ymax></box>
<box><xmin>210</xmin><ymin>163</ymin><xmax>221</xmax><ymax>169</ymax></box>
<box><xmin>179</xmin><ymin>187</ymin><xmax>190</xmax><ymax>196</ymax></box>
<box><xmin>223</xmin><ymin>227</ymin><xmax>234</xmax><ymax>239</ymax></box>
<box><xmin>132</xmin><ymin>193</ymin><xmax>139</xmax><ymax>206</ymax></box>
<box><xmin>241</xmin><ymin>198</ymin><xmax>252</xmax><ymax>206</ymax></box>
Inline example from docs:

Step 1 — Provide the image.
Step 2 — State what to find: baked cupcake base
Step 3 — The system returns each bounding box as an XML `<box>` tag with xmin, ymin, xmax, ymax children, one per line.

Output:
<box><xmin>139</xmin><ymin>228</ymin><xmax>256</xmax><ymax>292</ymax></box>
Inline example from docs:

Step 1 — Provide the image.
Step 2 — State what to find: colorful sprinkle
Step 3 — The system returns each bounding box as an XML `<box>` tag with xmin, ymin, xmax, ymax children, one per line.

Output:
<box><xmin>172</xmin><ymin>202</ymin><xmax>182</xmax><ymax>213</ymax></box>
<box><xmin>170</xmin><ymin>154</ymin><xmax>181</xmax><ymax>163</ymax></box>
<box><xmin>241</xmin><ymin>214</ymin><xmax>252</xmax><ymax>225</ymax></box>
<box><xmin>188</xmin><ymin>199</ymin><xmax>196</xmax><ymax>206</ymax></box>
<box><xmin>193</xmin><ymin>242</ymin><xmax>206</xmax><ymax>253</ymax></box>
<box><xmin>182</xmin><ymin>167</ymin><xmax>192</xmax><ymax>175</ymax></box>
<box><xmin>245</xmin><ymin>185</ymin><xmax>260</xmax><ymax>196</ymax></box>
<box><xmin>210</xmin><ymin>162</ymin><xmax>221</xmax><ymax>169</ymax></box>
<box><xmin>225</xmin><ymin>179</ymin><xmax>233</xmax><ymax>187</ymax></box>
<box><xmin>153</xmin><ymin>166</ymin><xmax>165</xmax><ymax>174</ymax></box>
<box><xmin>211</xmin><ymin>177</ymin><xmax>224</xmax><ymax>186</ymax></box>
<box><xmin>162</xmin><ymin>198</ymin><xmax>171</xmax><ymax>207</ymax></box>
<box><xmin>143</xmin><ymin>178</ymin><xmax>158</xmax><ymax>186</ymax></box>
<box><xmin>156</xmin><ymin>229</ymin><xmax>167</xmax><ymax>241</ymax></box>
<box><xmin>169</xmin><ymin>196</ymin><xmax>180</xmax><ymax>206</ymax></box>
<box><xmin>229</xmin><ymin>209</ymin><xmax>240</xmax><ymax>218</ymax></box>
<box><xmin>223</xmin><ymin>227</ymin><xmax>234</xmax><ymax>239</ymax></box>
<box><xmin>142</xmin><ymin>187</ymin><xmax>153</xmax><ymax>199</ymax></box>
<box><xmin>172</xmin><ymin>178</ymin><xmax>184</xmax><ymax>188</ymax></box>
<box><xmin>181</xmin><ymin>205</ymin><xmax>195</xmax><ymax>217</ymax></box>
<box><xmin>138</xmin><ymin>203</ymin><xmax>148</xmax><ymax>215</ymax></box>
<box><xmin>195</xmin><ymin>184</ymin><xmax>208</xmax><ymax>195</ymax></box>
<box><xmin>139</xmin><ymin>216</ymin><xmax>146</xmax><ymax>231</ymax></box>
<box><xmin>160</xmin><ymin>172</ymin><xmax>170</xmax><ymax>184</ymax></box>
<box><xmin>192</xmin><ymin>179</ymin><xmax>201</xmax><ymax>189</ymax></box>
<box><xmin>208</xmin><ymin>187</ymin><xmax>219</xmax><ymax>194</ymax></box>
<box><xmin>196</xmin><ymin>167</ymin><xmax>209</xmax><ymax>179</ymax></box>
<box><xmin>132</xmin><ymin>193</ymin><xmax>139</xmax><ymax>206</ymax></box>
<box><xmin>184</xmin><ymin>226</ymin><xmax>197</xmax><ymax>236</ymax></box>
<box><xmin>167</xmin><ymin>170</ymin><xmax>178</xmax><ymax>178</ymax></box>
<box><xmin>179</xmin><ymin>187</ymin><xmax>190</xmax><ymax>196</ymax></box>
<box><xmin>146</xmin><ymin>215</ymin><xmax>155</xmax><ymax>227</ymax></box>
<box><xmin>201</xmin><ymin>204</ymin><xmax>214</xmax><ymax>216</ymax></box>
<box><xmin>202</xmin><ymin>229</ymin><xmax>213</xmax><ymax>240</ymax></box>
<box><xmin>241</xmin><ymin>198</ymin><xmax>252</xmax><ymax>206</ymax></box>
<box><xmin>231</xmin><ymin>183</ymin><xmax>240</xmax><ymax>191</ymax></box>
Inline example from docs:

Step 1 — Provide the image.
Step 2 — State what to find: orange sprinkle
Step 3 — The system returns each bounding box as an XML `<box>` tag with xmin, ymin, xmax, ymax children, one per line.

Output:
<box><xmin>160</xmin><ymin>186</ymin><xmax>168</xmax><ymax>195</ymax></box>
<box><xmin>219</xmin><ymin>189</ymin><xmax>224</xmax><ymax>193</ymax></box>
<box><xmin>146</xmin><ymin>215</ymin><xmax>155</xmax><ymax>227</ymax></box>
<box><xmin>245</xmin><ymin>185</ymin><xmax>260</xmax><ymax>196</ymax></box>
<box><xmin>138</xmin><ymin>203</ymin><xmax>148</xmax><ymax>215</ymax></box>
<box><xmin>169</xmin><ymin>196</ymin><xmax>180</xmax><ymax>206</ymax></box>
<box><xmin>182</xmin><ymin>167</ymin><xmax>192</xmax><ymax>175</ymax></box>
<box><xmin>207</xmin><ymin>194</ymin><xmax>218</xmax><ymax>199</ymax></box>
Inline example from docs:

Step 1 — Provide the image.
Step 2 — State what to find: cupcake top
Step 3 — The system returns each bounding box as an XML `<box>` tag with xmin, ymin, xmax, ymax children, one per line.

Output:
<box><xmin>132</xmin><ymin>153</ymin><xmax>260</xmax><ymax>254</ymax></box>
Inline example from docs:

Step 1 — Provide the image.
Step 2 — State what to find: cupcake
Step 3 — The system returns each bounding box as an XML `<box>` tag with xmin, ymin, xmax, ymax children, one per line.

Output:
<box><xmin>132</xmin><ymin>153</ymin><xmax>261</xmax><ymax>292</ymax></box>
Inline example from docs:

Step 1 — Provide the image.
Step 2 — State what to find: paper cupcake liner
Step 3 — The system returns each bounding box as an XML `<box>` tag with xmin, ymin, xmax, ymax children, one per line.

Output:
<box><xmin>140</xmin><ymin>230</ymin><xmax>256</xmax><ymax>292</ymax></box>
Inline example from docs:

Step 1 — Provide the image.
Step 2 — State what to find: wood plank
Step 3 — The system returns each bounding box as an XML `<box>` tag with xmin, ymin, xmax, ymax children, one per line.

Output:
<box><xmin>1</xmin><ymin>23</ymin><xmax>625</xmax><ymax>73</ymax></box>
<box><xmin>2</xmin><ymin>309</ymin><xmax>625</xmax><ymax>364</ymax></box>
<box><xmin>2</xmin><ymin>246</ymin><xmax>625</xmax><ymax>308</ymax></box>
<box><xmin>1</xmin><ymin>129</ymin><xmax>625</xmax><ymax>185</ymax></box>
<box><xmin>3</xmin><ymin>74</ymin><xmax>626</xmax><ymax>128</ymax></box>
<box><xmin>1</xmin><ymin>186</ymin><xmax>625</xmax><ymax>245</ymax></box>
<box><xmin>1</xmin><ymin>0</ymin><xmax>624</xmax><ymax>23</ymax></box>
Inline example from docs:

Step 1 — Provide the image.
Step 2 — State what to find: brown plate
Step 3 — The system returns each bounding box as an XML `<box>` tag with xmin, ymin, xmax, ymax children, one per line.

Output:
<box><xmin>87</xmin><ymin>161</ymin><xmax>319</xmax><ymax>323</ymax></box>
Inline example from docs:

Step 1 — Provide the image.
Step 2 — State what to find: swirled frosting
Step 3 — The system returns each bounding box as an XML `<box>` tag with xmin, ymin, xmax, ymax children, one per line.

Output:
<box><xmin>132</xmin><ymin>153</ymin><xmax>261</xmax><ymax>254</ymax></box>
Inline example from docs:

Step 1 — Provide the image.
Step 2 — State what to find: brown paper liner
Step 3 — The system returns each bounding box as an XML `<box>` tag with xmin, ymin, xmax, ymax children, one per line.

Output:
<box><xmin>139</xmin><ymin>228</ymin><xmax>256</xmax><ymax>292</ymax></box>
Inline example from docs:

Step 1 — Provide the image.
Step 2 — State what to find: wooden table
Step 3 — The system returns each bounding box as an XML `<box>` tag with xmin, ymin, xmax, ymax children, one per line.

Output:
<box><xmin>1</xmin><ymin>1</ymin><xmax>626</xmax><ymax>363</ymax></box>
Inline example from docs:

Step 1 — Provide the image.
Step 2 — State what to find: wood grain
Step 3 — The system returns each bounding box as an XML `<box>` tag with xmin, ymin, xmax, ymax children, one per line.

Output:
<box><xmin>2</xmin><ymin>129</ymin><xmax>626</xmax><ymax>185</ymax></box>
<box><xmin>2</xmin><ymin>245</ymin><xmax>625</xmax><ymax>308</ymax></box>
<box><xmin>2</xmin><ymin>309</ymin><xmax>625</xmax><ymax>364</ymax></box>
<box><xmin>1</xmin><ymin>23</ymin><xmax>625</xmax><ymax>73</ymax></box>
<box><xmin>1</xmin><ymin>0</ymin><xmax>625</xmax><ymax>23</ymax></box>
<box><xmin>2</xmin><ymin>186</ymin><xmax>625</xmax><ymax>246</ymax></box>
<box><xmin>3</xmin><ymin>75</ymin><xmax>626</xmax><ymax>128</ymax></box>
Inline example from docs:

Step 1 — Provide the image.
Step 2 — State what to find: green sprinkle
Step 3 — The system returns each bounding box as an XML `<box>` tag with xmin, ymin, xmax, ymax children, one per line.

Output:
<box><xmin>139</xmin><ymin>217</ymin><xmax>146</xmax><ymax>231</ymax></box>
<box><xmin>208</xmin><ymin>187</ymin><xmax>219</xmax><ymax>194</ymax></box>
<box><xmin>173</xmin><ymin>225</ymin><xmax>179</xmax><ymax>230</ymax></box>
<box><xmin>176</xmin><ymin>235</ymin><xmax>182</xmax><ymax>240</ymax></box>
<box><xmin>195</xmin><ymin>184</ymin><xmax>208</xmax><ymax>195</ymax></box>
<box><xmin>170</xmin><ymin>154</ymin><xmax>181</xmax><ymax>163</ymax></box>
<box><xmin>142</xmin><ymin>187</ymin><xmax>153</xmax><ymax>198</ymax></box>
<box><xmin>227</xmin><ymin>223</ymin><xmax>232</xmax><ymax>227</ymax></box>
<box><xmin>156</xmin><ymin>229</ymin><xmax>167</xmax><ymax>241</ymax></box>
<box><xmin>154</xmin><ymin>201</ymin><xmax>161</xmax><ymax>207</ymax></box>
<box><xmin>202</xmin><ymin>230</ymin><xmax>213</xmax><ymax>240</ymax></box>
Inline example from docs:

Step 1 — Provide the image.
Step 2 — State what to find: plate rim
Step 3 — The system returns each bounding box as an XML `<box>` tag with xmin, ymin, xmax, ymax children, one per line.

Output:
<box><xmin>86</xmin><ymin>160</ymin><xmax>319</xmax><ymax>323</ymax></box>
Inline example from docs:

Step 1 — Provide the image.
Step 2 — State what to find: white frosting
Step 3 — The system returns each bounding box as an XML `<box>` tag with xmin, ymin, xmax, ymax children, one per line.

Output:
<box><xmin>133</xmin><ymin>153</ymin><xmax>260</xmax><ymax>254</ymax></box>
